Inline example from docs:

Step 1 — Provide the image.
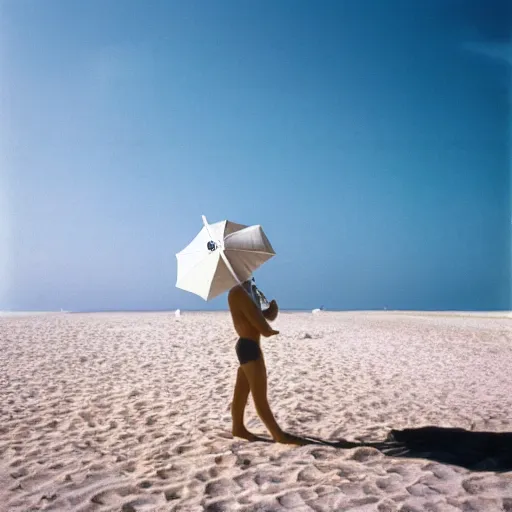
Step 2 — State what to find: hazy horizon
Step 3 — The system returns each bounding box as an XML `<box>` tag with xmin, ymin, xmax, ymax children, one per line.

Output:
<box><xmin>2</xmin><ymin>307</ymin><xmax>512</xmax><ymax>315</ymax></box>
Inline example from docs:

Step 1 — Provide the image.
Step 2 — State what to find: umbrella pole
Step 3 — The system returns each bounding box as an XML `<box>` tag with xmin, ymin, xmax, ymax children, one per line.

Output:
<box><xmin>201</xmin><ymin>215</ymin><xmax>219</xmax><ymax>247</ymax></box>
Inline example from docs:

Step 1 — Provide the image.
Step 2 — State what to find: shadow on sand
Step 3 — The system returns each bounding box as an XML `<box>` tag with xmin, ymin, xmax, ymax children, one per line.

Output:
<box><xmin>250</xmin><ymin>426</ymin><xmax>512</xmax><ymax>472</ymax></box>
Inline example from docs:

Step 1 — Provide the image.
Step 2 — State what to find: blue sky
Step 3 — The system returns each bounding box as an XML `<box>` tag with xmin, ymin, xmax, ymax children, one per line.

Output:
<box><xmin>0</xmin><ymin>0</ymin><xmax>510</xmax><ymax>312</ymax></box>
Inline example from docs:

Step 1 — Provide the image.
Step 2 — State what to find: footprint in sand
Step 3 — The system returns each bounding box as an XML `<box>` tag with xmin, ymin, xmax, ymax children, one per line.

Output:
<box><xmin>204</xmin><ymin>501</ymin><xmax>235</xmax><ymax>512</ymax></box>
<box><xmin>502</xmin><ymin>498</ymin><xmax>512</xmax><ymax>512</ymax></box>
<box><xmin>195</xmin><ymin>467</ymin><xmax>219</xmax><ymax>482</ymax></box>
<box><xmin>164</xmin><ymin>487</ymin><xmax>183</xmax><ymax>502</ymax></box>
<box><xmin>121</xmin><ymin>462</ymin><xmax>137</xmax><ymax>473</ymax></box>
<box><xmin>145</xmin><ymin>415</ymin><xmax>157</xmax><ymax>426</ymax></box>
<box><xmin>10</xmin><ymin>467</ymin><xmax>29</xmax><ymax>479</ymax></box>
<box><xmin>297</xmin><ymin>465</ymin><xmax>325</xmax><ymax>483</ymax></box>
<box><xmin>205</xmin><ymin>478</ymin><xmax>240</xmax><ymax>498</ymax></box>
<box><xmin>377</xmin><ymin>499</ymin><xmax>401</xmax><ymax>512</ymax></box>
<box><xmin>154</xmin><ymin>450</ymin><xmax>171</xmax><ymax>460</ymax></box>
<box><xmin>214</xmin><ymin>453</ymin><xmax>237</xmax><ymax>467</ymax></box>
<box><xmin>278</xmin><ymin>490</ymin><xmax>318</xmax><ymax>509</ymax></box>
<box><xmin>174</xmin><ymin>443</ymin><xmax>194</xmax><ymax>455</ymax></box>
<box><xmin>376</xmin><ymin>475</ymin><xmax>403</xmax><ymax>493</ymax></box>
<box><xmin>156</xmin><ymin>468</ymin><xmax>170</xmax><ymax>480</ymax></box>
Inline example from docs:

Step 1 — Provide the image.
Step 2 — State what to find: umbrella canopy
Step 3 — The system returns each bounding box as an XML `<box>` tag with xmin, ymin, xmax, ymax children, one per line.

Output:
<box><xmin>176</xmin><ymin>215</ymin><xmax>276</xmax><ymax>300</ymax></box>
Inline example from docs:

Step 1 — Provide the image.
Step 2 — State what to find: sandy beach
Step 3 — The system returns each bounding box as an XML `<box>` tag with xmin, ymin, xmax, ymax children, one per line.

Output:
<box><xmin>1</xmin><ymin>311</ymin><xmax>511</xmax><ymax>511</ymax></box>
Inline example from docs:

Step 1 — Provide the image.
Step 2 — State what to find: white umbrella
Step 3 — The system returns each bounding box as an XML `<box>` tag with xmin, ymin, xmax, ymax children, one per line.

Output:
<box><xmin>176</xmin><ymin>215</ymin><xmax>276</xmax><ymax>300</ymax></box>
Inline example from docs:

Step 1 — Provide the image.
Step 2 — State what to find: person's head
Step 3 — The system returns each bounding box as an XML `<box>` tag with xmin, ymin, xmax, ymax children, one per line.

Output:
<box><xmin>238</xmin><ymin>277</ymin><xmax>253</xmax><ymax>293</ymax></box>
<box><xmin>243</xmin><ymin>278</ymin><xmax>262</xmax><ymax>304</ymax></box>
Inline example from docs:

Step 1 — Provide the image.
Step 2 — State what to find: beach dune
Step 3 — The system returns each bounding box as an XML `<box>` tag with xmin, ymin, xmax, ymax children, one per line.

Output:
<box><xmin>1</xmin><ymin>311</ymin><xmax>511</xmax><ymax>511</ymax></box>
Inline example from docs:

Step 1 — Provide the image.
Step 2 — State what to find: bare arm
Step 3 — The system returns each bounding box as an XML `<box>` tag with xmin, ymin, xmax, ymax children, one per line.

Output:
<box><xmin>230</xmin><ymin>288</ymin><xmax>279</xmax><ymax>337</ymax></box>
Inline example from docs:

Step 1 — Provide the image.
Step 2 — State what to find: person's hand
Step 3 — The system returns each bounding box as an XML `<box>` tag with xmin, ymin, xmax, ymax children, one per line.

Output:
<box><xmin>264</xmin><ymin>299</ymin><xmax>279</xmax><ymax>321</ymax></box>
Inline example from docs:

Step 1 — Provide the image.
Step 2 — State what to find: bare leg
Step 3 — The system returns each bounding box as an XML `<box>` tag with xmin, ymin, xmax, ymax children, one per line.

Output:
<box><xmin>231</xmin><ymin>367</ymin><xmax>258</xmax><ymax>441</ymax></box>
<box><xmin>241</xmin><ymin>358</ymin><xmax>307</xmax><ymax>445</ymax></box>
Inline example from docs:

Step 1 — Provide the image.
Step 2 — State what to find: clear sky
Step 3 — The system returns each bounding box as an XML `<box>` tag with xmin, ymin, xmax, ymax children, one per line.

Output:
<box><xmin>0</xmin><ymin>0</ymin><xmax>510</xmax><ymax>312</ymax></box>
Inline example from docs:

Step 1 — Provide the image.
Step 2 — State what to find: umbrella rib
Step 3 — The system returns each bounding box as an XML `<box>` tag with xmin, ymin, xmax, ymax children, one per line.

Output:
<box><xmin>223</xmin><ymin>248</ymin><xmax>275</xmax><ymax>256</ymax></box>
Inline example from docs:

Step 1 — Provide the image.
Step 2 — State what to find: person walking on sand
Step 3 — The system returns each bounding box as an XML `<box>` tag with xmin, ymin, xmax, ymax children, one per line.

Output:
<box><xmin>228</xmin><ymin>278</ymin><xmax>306</xmax><ymax>445</ymax></box>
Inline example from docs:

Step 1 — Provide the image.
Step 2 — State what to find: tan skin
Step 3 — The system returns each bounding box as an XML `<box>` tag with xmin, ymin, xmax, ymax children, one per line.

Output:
<box><xmin>228</xmin><ymin>282</ymin><xmax>307</xmax><ymax>445</ymax></box>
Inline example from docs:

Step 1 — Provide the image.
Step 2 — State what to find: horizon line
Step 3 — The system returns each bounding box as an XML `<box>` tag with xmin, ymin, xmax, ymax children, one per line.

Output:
<box><xmin>2</xmin><ymin>308</ymin><xmax>512</xmax><ymax>315</ymax></box>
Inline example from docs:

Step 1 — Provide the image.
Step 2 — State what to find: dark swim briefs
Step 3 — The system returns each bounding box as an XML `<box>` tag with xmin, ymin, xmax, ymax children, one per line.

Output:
<box><xmin>235</xmin><ymin>337</ymin><xmax>261</xmax><ymax>365</ymax></box>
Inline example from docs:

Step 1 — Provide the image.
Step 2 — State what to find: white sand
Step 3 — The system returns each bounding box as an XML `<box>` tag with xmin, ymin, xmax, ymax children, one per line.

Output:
<box><xmin>1</xmin><ymin>311</ymin><xmax>511</xmax><ymax>511</ymax></box>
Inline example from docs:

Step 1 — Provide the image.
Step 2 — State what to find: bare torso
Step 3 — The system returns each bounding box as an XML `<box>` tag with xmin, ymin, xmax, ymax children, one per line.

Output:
<box><xmin>228</xmin><ymin>286</ymin><xmax>261</xmax><ymax>343</ymax></box>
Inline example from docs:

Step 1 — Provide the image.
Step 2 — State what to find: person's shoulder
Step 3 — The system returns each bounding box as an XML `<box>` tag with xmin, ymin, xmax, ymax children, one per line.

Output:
<box><xmin>228</xmin><ymin>286</ymin><xmax>244</xmax><ymax>304</ymax></box>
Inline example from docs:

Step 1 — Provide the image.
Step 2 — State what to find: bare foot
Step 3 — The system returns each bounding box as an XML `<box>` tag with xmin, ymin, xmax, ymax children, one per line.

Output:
<box><xmin>273</xmin><ymin>432</ymin><xmax>309</xmax><ymax>446</ymax></box>
<box><xmin>232</xmin><ymin>427</ymin><xmax>259</xmax><ymax>442</ymax></box>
